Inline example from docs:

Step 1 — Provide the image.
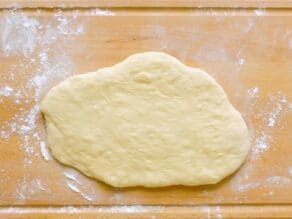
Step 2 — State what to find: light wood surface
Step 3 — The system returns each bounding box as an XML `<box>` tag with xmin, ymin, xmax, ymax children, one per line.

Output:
<box><xmin>0</xmin><ymin>3</ymin><xmax>291</xmax><ymax>219</ymax></box>
<box><xmin>2</xmin><ymin>205</ymin><xmax>292</xmax><ymax>219</ymax></box>
<box><xmin>0</xmin><ymin>0</ymin><xmax>292</xmax><ymax>8</ymax></box>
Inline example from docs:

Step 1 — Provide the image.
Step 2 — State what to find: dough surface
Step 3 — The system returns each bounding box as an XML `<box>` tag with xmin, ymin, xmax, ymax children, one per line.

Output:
<box><xmin>41</xmin><ymin>52</ymin><xmax>250</xmax><ymax>187</ymax></box>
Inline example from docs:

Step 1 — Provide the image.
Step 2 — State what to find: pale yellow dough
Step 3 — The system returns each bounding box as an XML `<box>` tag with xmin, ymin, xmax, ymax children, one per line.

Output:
<box><xmin>41</xmin><ymin>52</ymin><xmax>250</xmax><ymax>187</ymax></box>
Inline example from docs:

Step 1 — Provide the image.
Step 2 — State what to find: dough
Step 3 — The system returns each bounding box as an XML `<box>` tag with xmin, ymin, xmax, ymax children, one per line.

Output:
<box><xmin>41</xmin><ymin>52</ymin><xmax>250</xmax><ymax>187</ymax></box>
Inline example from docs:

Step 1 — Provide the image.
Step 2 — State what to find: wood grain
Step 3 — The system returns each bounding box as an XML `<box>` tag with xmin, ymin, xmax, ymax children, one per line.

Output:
<box><xmin>0</xmin><ymin>0</ymin><xmax>292</xmax><ymax>8</ymax></box>
<box><xmin>0</xmin><ymin>5</ymin><xmax>292</xmax><ymax>219</ymax></box>
<box><xmin>2</xmin><ymin>205</ymin><xmax>292</xmax><ymax>219</ymax></box>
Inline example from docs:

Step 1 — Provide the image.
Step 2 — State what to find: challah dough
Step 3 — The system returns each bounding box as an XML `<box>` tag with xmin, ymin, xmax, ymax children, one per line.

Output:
<box><xmin>41</xmin><ymin>52</ymin><xmax>250</xmax><ymax>187</ymax></box>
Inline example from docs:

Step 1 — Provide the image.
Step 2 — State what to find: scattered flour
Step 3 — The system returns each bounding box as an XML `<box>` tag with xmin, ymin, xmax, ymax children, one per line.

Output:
<box><xmin>288</xmin><ymin>167</ymin><xmax>292</xmax><ymax>177</ymax></box>
<box><xmin>64</xmin><ymin>169</ymin><xmax>96</xmax><ymax>202</ymax></box>
<box><xmin>254</xmin><ymin>8</ymin><xmax>266</xmax><ymax>16</ymax></box>
<box><xmin>0</xmin><ymin>86</ymin><xmax>14</xmax><ymax>97</ymax></box>
<box><xmin>246</xmin><ymin>89</ymin><xmax>291</xmax><ymax>160</ymax></box>
<box><xmin>251</xmin><ymin>133</ymin><xmax>271</xmax><ymax>159</ymax></box>
<box><xmin>232</xmin><ymin>87</ymin><xmax>292</xmax><ymax>193</ymax></box>
<box><xmin>289</xmin><ymin>39</ymin><xmax>292</xmax><ymax>48</ymax></box>
<box><xmin>1</xmin><ymin>13</ymin><xmax>40</xmax><ymax>57</ymax></box>
<box><xmin>195</xmin><ymin>46</ymin><xmax>228</xmax><ymax>62</ymax></box>
<box><xmin>66</xmin><ymin>181</ymin><xmax>94</xmax><ymax>202</ymax></box>
<box><xmin>265</xmin><ymin>176</ymin><xmax>291</xmax><ymax>186</ymax></box>
<box><xmin>14</xmin><ymin>179</ymin><xmax>49</xmax><ymax>200</ymax></box>
<box><xmin>64</xmin><ymin>171</ymin><xmax>81</xmax><ymax>183</ymax></box>
<box><xmin>201</xmin><ymin>206</ymin><xmax>223</xmax><ymax>219</ymax></box>
<box><xmin>237</xmin><ymin>181</ymin><xmax>261</xmax><ymax>193</ymax></box>
<box><xmin>104</xmin><ymin>206</ymin><xmax>164</xmax><ymax>213</ymax></box>
<box><xmin>91</xmin><ymin>8</ymin><xmax>116</xmax><ymax>16</ymax></box>
<box><xmin>237</xmin><ymin>176</ymin><xmax>291</xmax><ymax>193</ymax></box>
<box><xmin>247</xmin><ymin>87</ymin><xmax>259</xmax><ymax>98</ymax></box>
<box><xmin>54</xmin><ymin>11</ymin><xmax>84</xmax><ymax>36</ymax></box>
<box><xmin>201</xmin><ymin>206</ymin><xmax>211</xmax><ymax>219</ymax></box>
<box><xmin>238</xmin><ymin>58</ymin><xmax>245</xmax><ymax>66</ymax></box>
<box><xmin>0</xmin><ymin>206</ymin><xmax>165</xmax><ymax>214</ymax></box>
<box><xmin>214</xmin><ymin>206</ymin><xmax>223</xmax><ymax>219</ymax></box>
<box><xmin>0</xmin><ymin>9</ymin><xmax>85</xmax><ymax>201</ymax></box>
<box><xmin>266</xmin><ymin>94</ymin><xmax>289</xmax><ymax>128</ymax></box>
<box><xmin>39</xmin><ymin>141</ymin><xmax>52</xmax><ymax>161</ymax></box>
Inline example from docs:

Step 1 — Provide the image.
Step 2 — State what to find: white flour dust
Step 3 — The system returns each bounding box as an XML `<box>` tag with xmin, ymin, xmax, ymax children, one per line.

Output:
<box><xmin>103</xmin><ymin>206</ymin><xmax>164</xmax><ymax>213</ymax></box>
<box><xmin>265</xmin><ymin>93</ymin><xmax>290</xmax><ymax>128</ymax></box>
<box><xmin>0</xmin><ymin>9</ymin><xmax>86</xmax><ymax>201</ymax></box>
<box><xmin>66</xmin><ymin>181</ymin><xmax>94</xmax><ymax>202</ymax></box>
<box><xmin>0</xmin><ymin>206</ymin><xmax>164</xmax><ymax>214</ymax></box>
<box><xmin>246</xmin><ymin>88</ymin><xmax>291</xmax><ymax>160</ymax></box>
<box><xmin>39</xmin><ymin>141</ymin><xmax>52</xmax><ymax>161</ymax></box>
<box><xmin>252</xmin><ymin>133</ymin><xmax>271</xmax><ymax>158</ymax></box>
<box><xmin>214</xmin><ymin>206</ymin><xmax>223</xmax><ymax>219</ymax></box>
<box><xmin>288</xmin><ymin>167</ymin><xmax>292</xmax><ymax>177</ymax></box>
<box><xmin>201</xmin><ymin>206</ymin><xmax>223</xmax><ymax>219</ymax></box>
<box><xmin>247</xmin><ymin>87</ymin><xmax>259</xmax><ymax>99</ymax></box>
<box><xmin>14</xmin><ymin>179</ymin><xmax>50</xmax><ymax>200</ymax></box>
<box><xmin>237</xmin><ymin>176</ymin><xmax>291</xmax><ymax>193</ymax></box>
<box><xmin>194</xmin><ymin>45</ymin><xmax>229</xmax><ymax>62</ymax></box>
<box><xmin>232</xmin><ymin>87</ymin><xmax>292</xmax><ymax>193</ymax></box>
<box><xmin>1</xmin><ymin>14</ymin><xmax>40</xmax><ymax>57</ymax></box>
<box><xmin>0</xmin><ymin>86</ymin><xmax>14</xmax><ymax>97</ymax></box>
<box><xmin>254</xmin><ymin>8</ymin><xmax>266</xmax><ymax>16</ymax></box>
<box><xmin>201</xmin><ymin>206</ymin><xmax>211</xmax><ymax>219</ymax></box>
<box><xmin>90</xmin><ymin>8</ymin><xmax>116</xmax><ymax>16</ymax></box>
<box><xmin>64</xmin><ymin>169</ymin><xmax>97</xmax><ymax>202</ymax></box>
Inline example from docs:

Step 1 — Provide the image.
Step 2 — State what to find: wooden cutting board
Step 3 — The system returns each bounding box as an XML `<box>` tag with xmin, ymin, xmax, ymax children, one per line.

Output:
<box><xmin>0</xmin><ymin>1</ymin><xmax>292</xmax><ymax>218</ymax></box>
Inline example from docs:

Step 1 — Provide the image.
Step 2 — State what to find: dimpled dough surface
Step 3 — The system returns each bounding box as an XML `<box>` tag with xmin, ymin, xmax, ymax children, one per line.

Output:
<box><xmin>41</xmin><ymin>52</ymin><xmax>250</xmax><ymax>188</ymax></box>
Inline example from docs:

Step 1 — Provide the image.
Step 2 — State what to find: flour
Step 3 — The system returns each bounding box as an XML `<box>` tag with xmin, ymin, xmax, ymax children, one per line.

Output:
<box><xmin>254</xmin><ymin>9</ymin><xmax>266</xmax><ymax>16</ymax></box>
<box><xmin>91</xmin><ymin>9</ymin><xmax>115</xmax><ymax>16</ymax></box>
<box><xmin>247</xmin><ymin>89</ymin><xmax>291</xmax><ymax>160</ymax></box>
<box><xmin>66</xmin><ymin>180</ymin><xmax>94</xmax><ymax>202</ymax></box>
<box><xmin>265</xmin><ymin>176</ymin><xmax>291</xmax><ymax>186</ymax></box>
<box><xmin>267</xmin><ymin>103</ymin><xmax>282</xmax><ymax>127</ymax></box>
<box><xmin>247</xmin><ymin>87</ymin><xmax>259</xmax><ymax>98</ymax></box>
<box><xmin>14</xmin><ymin>179</ymin><xmax>50</xmax><ymax>200</ymax></box>
<box><xmin>0</xmin><ymin>9</ymin><xmax>85</xmax><ymax>201</ymax></box>
<box><xmin>288</xmin><ymin>167</ymin><xmax>292</xmax><ymax>177</ymax></box>
<box><xmin>251</xmin><ymin>133</ymin><xmax>271</xmax><ymax>159</ymax></box>
<box><xmin>1</xmin><ymin>13</ymin><xmax>40</xmax><ymax>57</ymax></box>
<box><xmin>103</xmin><ymin>206</ymin><xmax>164</xmax><ymax>213</ymax></box>
<box><xmin>232</xmin><ymin>88</ymin><xmax>292</xmax><ymax>193</ymax></box>
<box><xmin>201</xmin><ymin>206</ymin><xmax>211</xmax><ymax>219</ymax></box>
<box><xmin>55</xmin><ymin>11</ymin><xmax>84</xmax><ymax>36</ymax></box>
<box><xmin>238</xmin><ymin>58</ymin><xmax>245</xmax><ymax>66</ymax></box>
<box><xmin>64</xmin><ymin>171</ymin><xmax>81</xmax><ymax>183</ymax></box>
<box><xmin>266</xmin><ymin>94</ymin><xmax>289</xmax><ymax>128</ymax></box>
<box><xmin>214</xmin><ymin>206</ymin><xmax>223</xmax><ymax>219</ymax></box>
<box><xmin>64</xmin><ymin>169</ymin><xmax>96</xmax><ymax>202</ymax></box>
<box><xmin>289</xmin><ymin>39</ymin><xmax>292</xmax><ymax>48</ymax></box>
<box><xmin>0</xmin><ymin>206</ymin><xmax>164</xmax><ymax>214</ymax></box>
<box><xmin>0</xmin><ymin>86</ymin><xmax>13</xmax><ymax>97</ymax></box>
<box><xmin>237</xmin><ymin>181</ymin><xmax>261</xmax><ymax>193</ymax></box>
<box><xmin>237</xmin><ymin>176</ymin><xmax>291</xmax><ymax>193</ymax></box>
<box><xmin>39</xmin><ymin>141</ymin><xmax>52</xmax><ymax>161</ymax></box>
<box><xmin>200</xmin><ymin>206</ymin><xmax>224</xmax><ymax>219</ymax></box>
<box><xmin>195</xmin><ymin>46</ymin><xmax>228</xmax><ymax>62</ymax></box>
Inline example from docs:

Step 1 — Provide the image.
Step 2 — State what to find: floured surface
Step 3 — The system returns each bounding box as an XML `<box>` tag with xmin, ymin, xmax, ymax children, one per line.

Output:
<box><xmin>0</xmin><ymin>7</ymin><xmax>291</xmax><ymax>209</ymax></box>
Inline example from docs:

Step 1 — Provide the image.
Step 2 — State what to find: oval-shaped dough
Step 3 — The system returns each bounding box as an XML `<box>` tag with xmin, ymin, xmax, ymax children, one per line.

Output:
<box><xmin>41</xmin><ymin>52</ymin><xmax>250</xmax><ymax>187</ymax></box>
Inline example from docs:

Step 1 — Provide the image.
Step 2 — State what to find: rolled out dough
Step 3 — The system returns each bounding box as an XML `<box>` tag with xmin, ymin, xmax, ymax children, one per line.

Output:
<box><xmin>41</xmin><ymin>52</ymin><xmax>250</xmax><ymax>188</ymax></box>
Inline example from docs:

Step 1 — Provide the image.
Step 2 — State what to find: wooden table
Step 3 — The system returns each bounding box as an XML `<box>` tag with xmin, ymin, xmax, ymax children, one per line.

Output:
<box><xmin>0</xmin><ymin>0</ymin><xmax>291</xmax><ymax>218</ymax></box>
